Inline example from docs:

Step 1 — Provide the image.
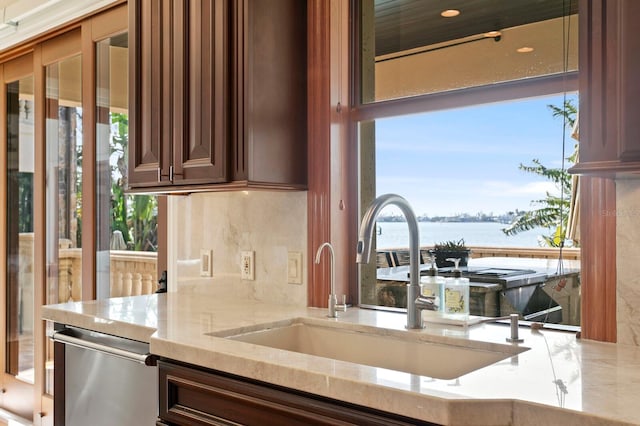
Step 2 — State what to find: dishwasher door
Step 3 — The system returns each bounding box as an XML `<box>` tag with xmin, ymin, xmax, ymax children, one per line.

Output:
<box><xmin>52</xmin><ymin>327</ymin><xmax>158</xmax><ymax>426</ymax></box>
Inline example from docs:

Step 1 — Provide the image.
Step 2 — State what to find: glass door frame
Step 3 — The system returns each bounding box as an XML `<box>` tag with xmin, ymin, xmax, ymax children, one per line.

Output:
<box><xmin>0</xmin><ymin>51</ymin><xmax>37</xmax><ymax>422</ymax></box>
<box><xmin>0</xmin><ymin>4</ymin><xmax>132</xmax><ymax>424</ymax></box>
<box><xmin>0</xmin><ymin>3</ymin><xmax>167</xmax><ymax>422</ymax></box>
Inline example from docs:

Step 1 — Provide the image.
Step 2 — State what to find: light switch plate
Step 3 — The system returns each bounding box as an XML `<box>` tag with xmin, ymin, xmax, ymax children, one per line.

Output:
<box><xmin>287</xmin><ymin>252</ymin><xmax>302</xmax><ymax>284</ymax></box>
<box><xmin>200</xmin><ymin>249</ymin><xmax>212</xmax><ymax>277</ymax></box>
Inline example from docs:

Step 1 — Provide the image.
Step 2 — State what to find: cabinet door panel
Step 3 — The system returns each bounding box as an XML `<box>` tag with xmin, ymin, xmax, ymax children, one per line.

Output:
<box><xmin>158</xmin><ymin>361</ymin><xmax>435</xmax><ymax>426</ymax></box>
<box><xmin>571</xmin><ymin>0</ymin><xmax>640</xmax><ymax>174</ymax></box>
<box><xmin>233</xmin><ymin>0</ymin><xmax>307</xmax><ymax>185</ymax></box>
<box><xmin>175</xmin><ymin>0</ymin><xmax>229</xmax><ymax>184</ymax></box>
<box><xmin>618</xmin><ymin>0</ymin><xmax>640</xmax><ymax>160</ymax></box>
<box><xmin>129</xmin><ymin>0</ymin><xmax>166</xmax><ymax>186</ymax></box>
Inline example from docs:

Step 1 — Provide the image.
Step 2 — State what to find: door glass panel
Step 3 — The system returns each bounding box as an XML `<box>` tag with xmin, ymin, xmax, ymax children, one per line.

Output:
<box><xmin>6</xmin><ymin>76</ymin><xmax>35</xmax><ymax>383</ymax></box>
<box><xmin>46</xmin><ymin>55</ymin><xmax>83</xmax><ymax>305</ymax></box>
<box><xmin>44</xmin><ymin>55</ymin><xmax>82</xmax><ymax>395</ymax></box>
<box><xmin>96</xmin><ymin>34</ymin><xmax>158</xmax><ymax>300</ymax></box>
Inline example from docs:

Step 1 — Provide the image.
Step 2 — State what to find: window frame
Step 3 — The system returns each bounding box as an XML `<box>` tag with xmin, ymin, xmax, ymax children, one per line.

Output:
<box><xmin>349</xmin><ymin>1</ymin><xmax>581</xmax><ymax>315</ymax></box>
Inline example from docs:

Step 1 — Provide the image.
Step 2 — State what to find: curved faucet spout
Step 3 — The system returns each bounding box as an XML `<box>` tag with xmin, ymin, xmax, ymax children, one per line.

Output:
<box><xmin>356</xmin><ymin>194</ymin><xmax>423</xmax><ymax>329</ymax></box>
<box><xmin>315</xmin><ymin>242</ymin><xmax>346</xmax><ymax>318</ymax></box>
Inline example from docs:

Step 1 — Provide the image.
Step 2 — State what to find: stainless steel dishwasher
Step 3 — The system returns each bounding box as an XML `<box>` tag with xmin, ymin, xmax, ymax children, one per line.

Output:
<box><xmin>51</xmin><ymin>325</ymin><xmax>158</xmax><ymax>426</ymax></box>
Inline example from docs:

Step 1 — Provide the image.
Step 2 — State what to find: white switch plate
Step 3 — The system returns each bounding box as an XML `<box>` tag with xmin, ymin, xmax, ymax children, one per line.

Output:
<box><xmin>287</xmin><ymin>251</ymin><xmax>302</xmax><ymax>284</ymax></box>
<box><xmin>200</xmin><ymin>249</ymin><xmax>212</xmax><ymax>277</ymax></box>
<box><xmin>241</xmin><ymin>251</ymin><xmax>255</xmax><ymax>280</ymax></box>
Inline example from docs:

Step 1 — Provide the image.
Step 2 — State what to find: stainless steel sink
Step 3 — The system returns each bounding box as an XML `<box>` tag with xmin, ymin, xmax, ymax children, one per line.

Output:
<box><xmin>212</xmin><ymin>319</ymin><xmax>528</xmax><ymax>380</ymax></box>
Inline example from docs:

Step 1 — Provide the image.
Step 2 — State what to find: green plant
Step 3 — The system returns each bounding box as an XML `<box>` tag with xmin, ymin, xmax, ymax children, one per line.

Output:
<box><xmin>433</xmin><ymin>239</ymin><xmax>468</xmax><ymax>251</ymax></box>
<box><xmin>501</xmin><ymin>99</ymin><xmax>578</xmax><ymax>247</ymax></box>
<box><xmin>109</xmin><ymin>112</ymin><xmax>158</xmax><ymax>252</ymax></box>
<box><xmin>431</xmin><ymin>238</ymin><xmax>470</xmax><ymax>267</ymax></box>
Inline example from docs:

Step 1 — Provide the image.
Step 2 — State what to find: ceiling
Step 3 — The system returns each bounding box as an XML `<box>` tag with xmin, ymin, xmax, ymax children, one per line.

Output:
<box><xmin>374</xmin><ymin>0</ymin><xmax>579</xmax><ymax>56</ymax></box>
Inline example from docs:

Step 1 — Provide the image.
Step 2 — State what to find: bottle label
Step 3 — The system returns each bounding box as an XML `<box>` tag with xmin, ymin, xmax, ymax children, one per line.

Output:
<box><xmin>445</xmin><ymin>288</ymin><xmax>466</xmax><ymax>313</ymax></box>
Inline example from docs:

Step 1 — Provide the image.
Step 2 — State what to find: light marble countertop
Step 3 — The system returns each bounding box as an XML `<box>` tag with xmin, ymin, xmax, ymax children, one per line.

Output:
<box><xmin>42</xmin><ymin>293</ymin><xmax>640</xmax><ymax>426</ymax></box>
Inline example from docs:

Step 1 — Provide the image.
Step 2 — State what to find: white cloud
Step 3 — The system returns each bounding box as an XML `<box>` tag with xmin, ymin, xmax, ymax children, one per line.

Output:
<box><xmin>479</xmin><ymin>180</ymin><xmax>559</xmax><ymax>197</ymax></box>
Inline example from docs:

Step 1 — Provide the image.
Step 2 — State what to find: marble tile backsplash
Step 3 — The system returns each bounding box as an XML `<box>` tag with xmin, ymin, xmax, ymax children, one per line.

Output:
<box><xmin>616</xmin><ymin>178</ymin><xmax>640</xmax><ymax>346</ymax></box>
<box><xmin>167</xmin><ymin>191</ymin><xmax>308</xmax><ymax>306</ymax></box>
<box><xmin>165</xmin><ymin>180</ymin><xmax>640</xmax><ymax>344</ymax></box>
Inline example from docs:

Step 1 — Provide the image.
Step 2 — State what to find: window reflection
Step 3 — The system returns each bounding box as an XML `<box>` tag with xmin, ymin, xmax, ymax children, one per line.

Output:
<box><xmin>95</xmin><ymin>33</ymin><xmax>158</xmax><ymax>300</ymax></box>
<box><xmin>359</xmin><ymin>0</ymin><xmax>578</xmax><ymax>102</ymax></box>
<box><xmin>6</xmin><ymin>76</ymin><xmax>35</xmax><ymax>383</ymax></box>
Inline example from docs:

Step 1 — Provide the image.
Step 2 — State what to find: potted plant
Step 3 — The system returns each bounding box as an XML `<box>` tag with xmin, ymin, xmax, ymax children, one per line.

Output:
<box><xmin>430</xmin><ymin>238</ymin><xmax>471</xmax><ymax>268</ymax></box>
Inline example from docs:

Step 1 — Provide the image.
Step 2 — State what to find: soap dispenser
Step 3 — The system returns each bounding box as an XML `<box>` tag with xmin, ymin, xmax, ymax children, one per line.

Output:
<box><xmin>443</xmin><ymin>258</ymin><xmax>470</xmax><ymax>318</ymax></box>
<box><xmin>420</xmin><ymin>254</ymin><xmax>444</xmax><ymax>311</ymax></box>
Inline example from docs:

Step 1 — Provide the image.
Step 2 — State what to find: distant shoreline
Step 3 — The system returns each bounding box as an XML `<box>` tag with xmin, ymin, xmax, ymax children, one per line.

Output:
<box><xmin>377</xmin><ymin>217</ymin><xmax>516</xmax><ymax>225</ymax></box>
<box><xmin>376</xmin><ymin>221</ymin><xmax>550</xmax><ymax>248</ymax></box>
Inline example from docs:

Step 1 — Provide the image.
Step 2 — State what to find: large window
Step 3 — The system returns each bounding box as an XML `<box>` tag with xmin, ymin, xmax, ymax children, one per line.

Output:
<box><xmin>95</xmin><ymin>33</ymin><xmax>159</xmax><ymax>300</ymax></box>
<box><xmin>356</xmin><ymin>0</ymin><xmax>580</xmax><ymax>325</ymax></box>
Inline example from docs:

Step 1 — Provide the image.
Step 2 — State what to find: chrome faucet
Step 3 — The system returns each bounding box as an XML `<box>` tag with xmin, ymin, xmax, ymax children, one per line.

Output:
<box><xmin>315</xmin><ymin>242</ymin><xmax>347</xmax><ymax>318</ymax></box>
<box><xmin>356</xmin><ymin>194</ymin><xmax>435</xmax><ymax>329</ymax></box>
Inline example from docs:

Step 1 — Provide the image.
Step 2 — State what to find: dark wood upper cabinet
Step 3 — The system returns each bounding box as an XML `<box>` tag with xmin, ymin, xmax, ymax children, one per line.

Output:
<box><xmin>569</xmin><ymin>0</ymin><xmax>640</xmax><ymax>176</ymax></box>
<box><xmin>128</xmin><ymin>0</ymin><xmax>307</xmax><ymax>192</ymax></box>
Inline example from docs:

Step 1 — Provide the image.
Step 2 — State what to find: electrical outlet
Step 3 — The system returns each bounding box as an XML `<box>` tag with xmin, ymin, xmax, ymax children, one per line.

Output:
<box><xmin>200</xmin><ymin>249</ymin><xmax>212</xmax><ymax>277</ymax></box>
<box><xmin>287</xmin><ymin>252</ymin><xmax>302</xmax><ymax>284</ymax></box>
<box><xmin>241</xmin><ymin>251</ymin><xmax>255</xmax><ymax>280</ymax></box>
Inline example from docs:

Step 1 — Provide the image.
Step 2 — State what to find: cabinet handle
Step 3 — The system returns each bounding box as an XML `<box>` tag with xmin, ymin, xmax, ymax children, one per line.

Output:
<box><xmin>170</xmin><ymin>166</ymin><xmax>174</xmax><ymax>182</ymax></box>
<box><xmin>157</xmin><ymin>167</ymin><xmax>161</xmax><ymax>182</ymax></box>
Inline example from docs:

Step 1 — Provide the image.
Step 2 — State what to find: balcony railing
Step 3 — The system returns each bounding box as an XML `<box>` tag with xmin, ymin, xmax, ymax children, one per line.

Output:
<box><xmin>57</xmin><ymin>249</ymin><xmax>158</xmax><ymax>302</ymax></box>
<box><xmin>19</xmin><ymin>234</ymin><xmax>158</xmax><ymax>303</ymax></box>
<box><xmin>377</xmin><ymin>245</ymin><xmax>580</xmax><ymax>268</ymax></box>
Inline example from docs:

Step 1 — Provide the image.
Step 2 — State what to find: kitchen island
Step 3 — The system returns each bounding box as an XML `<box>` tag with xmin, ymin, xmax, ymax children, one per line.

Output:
<box><xmin>43</xmin><ymin>293</ymin><xmax>639</xmax><ymax>425</ymax></box>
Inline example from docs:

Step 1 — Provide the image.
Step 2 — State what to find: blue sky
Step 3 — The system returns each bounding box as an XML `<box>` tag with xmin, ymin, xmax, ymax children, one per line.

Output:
<box><xmin>375</xmin><ymin>93</ymin><xmax>578</xmax><ymax>217</ymax></box>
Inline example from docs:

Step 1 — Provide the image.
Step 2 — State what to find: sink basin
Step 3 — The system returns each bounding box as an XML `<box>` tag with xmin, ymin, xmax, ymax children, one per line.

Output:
<box><xmin>214</xmin><ymin>319</ymin><xmax>528</xmax><ymax>380</ymax></box>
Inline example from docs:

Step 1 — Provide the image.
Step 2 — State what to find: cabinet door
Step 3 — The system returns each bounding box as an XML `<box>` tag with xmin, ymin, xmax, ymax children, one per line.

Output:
<box><xmin>571</xmin><ymin>0</ymin><xmax>640</xmax><ymax>174</ymax></box>
<box><xmin>128</xmin><ymin>0</ymin><xmax>172</xmax><ymax>187</ymax></box>
<box><xmin>173</xmin><ymin>0</ymin><xmax>230</xmax><ymax>185</ymax></box>
<box><xmin>618</xmin><ymin>0</ymin><xmax>640</xmax><ymax>160</ymax></box>
<box><xmin>158</xmin><ymin>360</ymin><xmax>434</xmax><ymax>426</ymax></box>
<box><xmin>233</xmin><ymin>0</ymin><xmax>307</xmax><ymax>186</ymax></box>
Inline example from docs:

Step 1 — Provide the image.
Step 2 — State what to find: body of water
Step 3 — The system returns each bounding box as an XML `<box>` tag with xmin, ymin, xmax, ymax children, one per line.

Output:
<box><xmin>376</xmin><ymin>221</ymin><xmax>551</xmax><ymax>249</ymax></box>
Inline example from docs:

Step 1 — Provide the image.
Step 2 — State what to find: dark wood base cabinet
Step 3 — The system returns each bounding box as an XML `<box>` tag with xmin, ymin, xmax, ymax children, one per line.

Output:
<box><xmin>158</xmin><ymin>360</ymin><xmax>437</xmax><ymax>426</ymax></box>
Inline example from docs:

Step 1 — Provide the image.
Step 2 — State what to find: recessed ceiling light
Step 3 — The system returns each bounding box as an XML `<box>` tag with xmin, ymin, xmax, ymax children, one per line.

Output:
<box><xmin>440</xmin><ymin>9</ymin><xmax>460</xmax><ymax>18</ymax></box>
<box><xmin>484</xmin><ymin>31</ymin><xmax>502</xmax><ymax>38</ymax></box>
<box><xmin>517</xmin><ymin>46</ymin><xmax>534</xmax><ymax>53</ymax></box>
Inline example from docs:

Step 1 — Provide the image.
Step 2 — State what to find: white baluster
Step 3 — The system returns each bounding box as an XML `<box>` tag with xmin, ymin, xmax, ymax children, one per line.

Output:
<box><xmin>123</xmin><ymin>272</ymin><xmax>132</xmax><ymax>296</ymax></box>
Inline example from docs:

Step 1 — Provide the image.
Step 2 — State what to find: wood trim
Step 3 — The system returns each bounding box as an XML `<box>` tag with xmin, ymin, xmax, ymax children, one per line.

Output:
<box><xmin>307</xmin><ymin>0</ymin><xmax>332</xmax><ymax>307</ymax></box>
<box><xmin>90</xmin><ymin>3</ymin><xmax>128</xmax><ymax>41</ymax></box>
<box><xmin>331</xmin><ymin>0</ymin><xmax>357</xmax><ymax>305</ymax></box>
<box><xmin>81</xmin><ymin>21</ymin><xmax>97</xmax><ymax>301</ymax></box>
<box><xmin>53</xmin><ymin>340</ymin><xmax>65</xmax><ymax>425</ymax></box>
<box><xmin>33</xmin><ymin>42</ymin><xmax>47</xmax><ymax>422</ymax></box>
<box><xmin>2</xmin><ymin>53</ymin><xmax>34</xmax><ymax>81</ymax></box>
<box><xmin>40</xmin><ymin>28</ymin><xmax>82</xmax><ymax>66</ymax></box>
<box><xmin>579</xmin><ymin>176</ymin><xmax>616</xmax><ymax>342</ymax></box>
<box><xmin>0</xmin><ymin>60</ymin><xmax>6</xmax><ymax>409</ymax></box>
<box><xmin>352</xmin><ymin>72</ymin><xmax>578</xmax><ymax>122</ymax></box>
<box><xmin>568</xmin><ymin>160</ymin><xmax>640</xmax><ymax>176</ymax></box>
